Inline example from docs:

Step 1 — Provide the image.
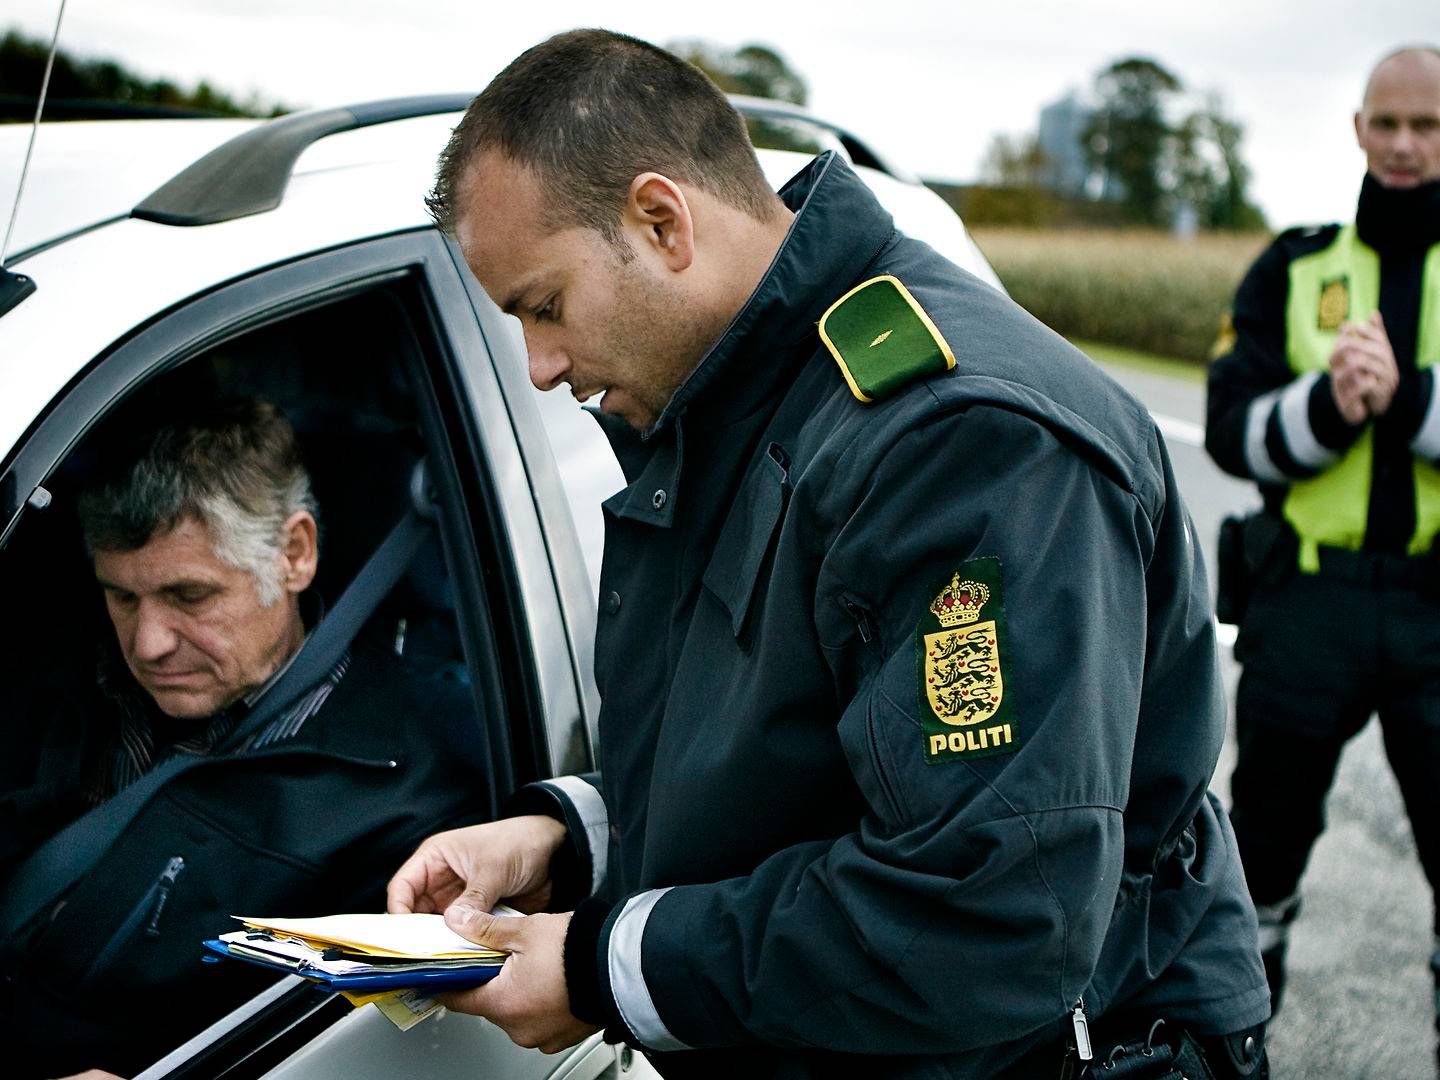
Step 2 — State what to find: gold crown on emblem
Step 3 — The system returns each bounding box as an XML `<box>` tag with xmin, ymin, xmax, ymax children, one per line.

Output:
<box><xmin>931</xmin><ymin>575</ymin><xmax>989</xmax><ymax>628</ymax></box>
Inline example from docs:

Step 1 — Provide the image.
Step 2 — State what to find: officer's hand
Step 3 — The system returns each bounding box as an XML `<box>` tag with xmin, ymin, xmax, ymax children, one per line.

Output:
<box><xmin>436</xmin><ymin>910</ymin><xmax>600</xmax><ymax>1054</ymax></box>
<box><xmin>54</xmin><ymin>1072</ymin><xmax>126</xmax><ymax>1079</ymax></box>
<box><xmin>386</xmin><ymin>815</ymin><xmax>569</xmax><ymax>924</ymax></box>
<box><xmin>1329</xmin><ymin>312</ymin><xmax>1399</xmax><ymax>421</ymax></box>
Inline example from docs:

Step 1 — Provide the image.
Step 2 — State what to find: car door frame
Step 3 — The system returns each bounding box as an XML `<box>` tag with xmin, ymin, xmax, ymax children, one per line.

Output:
<box><xmin>0</xmin><ymin>228</ymin><xmax>602</xmax><ymax>1078</ymax></box>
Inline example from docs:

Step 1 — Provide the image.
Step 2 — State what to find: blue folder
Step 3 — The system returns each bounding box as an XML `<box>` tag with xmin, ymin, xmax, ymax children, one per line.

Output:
<box><xmin>202</xmin><ymin>938</ymin><xmax>503</xmax><ymax>992</ymax></box>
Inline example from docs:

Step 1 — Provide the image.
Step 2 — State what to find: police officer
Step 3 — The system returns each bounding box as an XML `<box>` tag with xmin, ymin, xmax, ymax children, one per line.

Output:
<box><xmin>389</xmin><ymin>30</ymin><xmax>1269</xmax><ymax>1077</ymax></box>
<box><xmin>1205</xmin><ymin>45</ymin><xmax>1440</xmax><ymax>1025</ymax></box>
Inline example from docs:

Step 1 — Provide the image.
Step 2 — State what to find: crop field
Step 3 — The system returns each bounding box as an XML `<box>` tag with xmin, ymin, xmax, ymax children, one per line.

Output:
<box><xmin>970</xmin><ymin>227</ymin><xmax>1271</xmax><ymax>364</ymax></box>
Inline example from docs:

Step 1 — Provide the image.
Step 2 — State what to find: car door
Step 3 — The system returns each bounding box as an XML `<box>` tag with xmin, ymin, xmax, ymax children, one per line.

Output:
<box><xmin>0</xmin><ymin>228</ymin><xmax>641</xmax><ymax>1079</ymax></box>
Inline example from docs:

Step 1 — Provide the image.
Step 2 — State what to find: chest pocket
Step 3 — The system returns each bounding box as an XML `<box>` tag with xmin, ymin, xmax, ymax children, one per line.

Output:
<box><xmin>702</xmin><ymin>442</ymin><xmax>791</xmax><ymax>640</ymax></box>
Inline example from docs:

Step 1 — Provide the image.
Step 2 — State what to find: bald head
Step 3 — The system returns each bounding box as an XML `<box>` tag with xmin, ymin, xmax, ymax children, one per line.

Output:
<box><xmin>1356</xmin><ymin>46</ymin><xmax>1440</xmax><ymax>189</ymax></box>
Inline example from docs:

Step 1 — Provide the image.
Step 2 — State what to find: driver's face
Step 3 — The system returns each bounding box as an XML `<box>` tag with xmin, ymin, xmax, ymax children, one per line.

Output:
<box><xmin>94</xmin><ymin>516</ymin><xmax>304</xmax><ymax>719</ymax></box>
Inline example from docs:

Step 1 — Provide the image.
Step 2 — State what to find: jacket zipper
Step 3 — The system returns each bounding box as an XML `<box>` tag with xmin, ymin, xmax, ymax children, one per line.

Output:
<box><xmin>1071</xmin><ymin>997</ymin><xmax>1093</xmax><ymax>1062</ymax></box>
<box><xmin>143</xmin><ymin>855</ymin><xmax>186</xmax><ymax>938</ymax></box>
<box><xmin>843</xmin><ymin>599</ymin><xmax>875</xmax><ymax>644</ymax></box>
<box><xmin>86</xmin><ymin>854</ymin><xmax>187</xmax><ymax>980</ymax></box>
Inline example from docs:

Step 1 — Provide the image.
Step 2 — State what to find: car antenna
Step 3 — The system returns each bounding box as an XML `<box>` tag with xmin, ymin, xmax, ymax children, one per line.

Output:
<box><xmin>0</xmin><ymin>0</ymin><xmax>69</xmax><ymax>317</ymax></box>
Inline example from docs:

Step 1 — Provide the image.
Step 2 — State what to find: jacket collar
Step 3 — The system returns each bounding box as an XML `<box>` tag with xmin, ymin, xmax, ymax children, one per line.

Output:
<box><xmin>1356</xmin><ymin>172</ymin><xmax>1440</xmax><ymax>253</ymax></box>
<box><xmin>600</xmin><ymin>153</ymin><xmax>896</xmax><ymax>528</ymax></box>
<box><xmin>649</xmin><ymin>152</ymin><xmax>896</xmax><ymax>438</ymax></box>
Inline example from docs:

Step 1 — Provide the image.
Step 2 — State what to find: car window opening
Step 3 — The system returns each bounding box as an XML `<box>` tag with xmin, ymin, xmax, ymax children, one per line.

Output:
<box><xmin>0</xmin><ymin>280</ymin><xmax>513</xmax><ymax>1078</ymax></box>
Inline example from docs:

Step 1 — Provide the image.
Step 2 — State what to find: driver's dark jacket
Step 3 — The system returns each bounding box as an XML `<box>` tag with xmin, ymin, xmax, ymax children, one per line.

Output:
<box><xmin>1</xmin><ymin>633</ymin><xmax>486</xmax><ymax>1079</ymax></box>
<box><xmin>564</xmin><ymin>154</ymin><xmax>1269</xmax><ymax>1077</ymax></box>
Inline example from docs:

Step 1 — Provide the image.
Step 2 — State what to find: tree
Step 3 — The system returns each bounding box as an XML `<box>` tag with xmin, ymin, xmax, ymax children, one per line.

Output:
<box><xmin>979</xmin><ymin>133</ymin><xmax>1050</xmax><ymax>187</ymax></box>
<box><xmin>0</xmin><ymin>27</ymin><xmax>288</xmax><ymax>121</ymax></box>
<box><xmin>1079</xmin><ymin>56</ymin><xmax>1264</xmax><ymax>231</ymax></box>
<box><xmin>668</xmin><ymin>40</ymin><xmax>807</xmax><ymax>105</ymax></box>
<box><xmin>668</xmin><ymin>40</ymin><xmax>817</xmax><ymax>153</ymax></box>
<box><xmin>1174</xmin><ymin>97</ymin><xmax>1267</xmax><ymax>230</ymax></box>
<box><xmin>1082</xmin><ymin>57</ymin><xmax>1183</xmax><ymax>226</ymax></box>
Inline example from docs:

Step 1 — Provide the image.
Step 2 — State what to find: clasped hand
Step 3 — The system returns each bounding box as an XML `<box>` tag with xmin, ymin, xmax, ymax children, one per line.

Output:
<box><xmin>1329</xmin><ymin>311</ymin><xmax>1399</xmax><ymax>424</ymax></box>
<box><xmin>386</xmin><ymin>815</ymin><xmax>600</xmax><ymax>1054</ymax></box>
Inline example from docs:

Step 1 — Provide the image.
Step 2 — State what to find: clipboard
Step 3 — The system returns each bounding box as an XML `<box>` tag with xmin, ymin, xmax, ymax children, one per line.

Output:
<box><xmin>201</xmin><ymin>938</ymin><xmax>503</xmax><ymax>992</ymax></box>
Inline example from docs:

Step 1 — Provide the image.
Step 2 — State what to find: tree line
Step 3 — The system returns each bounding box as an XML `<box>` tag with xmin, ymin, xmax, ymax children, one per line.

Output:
<box><xmin>0</xmin><ymin>28</ymin><xmax>286</xmax><ymax>121</ymax></box>
<box><xmin>980</xmin><ymin>56</ymin><xmax>1265</xmax><ymax>231</ymax></box>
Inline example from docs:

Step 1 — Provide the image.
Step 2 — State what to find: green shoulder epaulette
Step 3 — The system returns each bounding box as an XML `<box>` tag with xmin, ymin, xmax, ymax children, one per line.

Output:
<box><xmin>818</xmin><ymin>275</ymin><xmax>955</xmax><ymax>403</ymax></box>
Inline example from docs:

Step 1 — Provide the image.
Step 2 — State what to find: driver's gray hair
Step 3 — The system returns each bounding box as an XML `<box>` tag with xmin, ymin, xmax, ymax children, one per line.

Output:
<box><xmin>78</xmin><ymin>398</ymin><xmax>318</xmax><ymax>607</ymax></box>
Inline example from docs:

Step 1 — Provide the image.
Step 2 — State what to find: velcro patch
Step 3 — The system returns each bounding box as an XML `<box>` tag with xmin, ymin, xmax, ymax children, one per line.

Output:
<box><xmin>1318</xmin><ymin>276</ymin><xmax>1349</xmax><ymax>331</ymax></box>
<box><xmin>917</xmin><ymin>557</ymin><xmax>1020</xmax><ymax>764</ymax></box>
<box><xmin>819</xmin><ymin>275</ymin><xmax>955</xmax><ymax>403</ymax></box>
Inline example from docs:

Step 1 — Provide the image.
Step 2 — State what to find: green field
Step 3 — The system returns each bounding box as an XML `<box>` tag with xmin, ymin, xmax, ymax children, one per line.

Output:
<box><xmin>972</xmin><ymin>227</ymin><xmax>1270</xmax><ymax>365</ymax></box>
<box><xmin>1071</xmin><ymin>338</ymin><xmax>1206</xmax><ymax>383</ymax></box>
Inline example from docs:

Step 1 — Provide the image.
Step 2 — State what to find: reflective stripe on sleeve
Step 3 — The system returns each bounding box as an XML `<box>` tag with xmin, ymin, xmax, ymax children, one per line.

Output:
<box><xmin>1277</xmin><ymin>371</ymin><xmax>1338</xmax><ymax>471</ymax></box>
<box><xmin>542</xmin><ymin>775</ymin><xmax>609</xmax><ymax>896</ymax></box>
<box><xmin>1413</xmin><ymin>378</ymin><xmax>1440</xmax><ymax>460</ymax></box>
<box><xmin>1244</xmin><ymin>386</ymin><xmax>1288</xmax><ymax>483</ymax></box>
<box><xmin>608</xmin><ymin>888</ymin><xmax>690</xmax><ymax>1052</ymax></box>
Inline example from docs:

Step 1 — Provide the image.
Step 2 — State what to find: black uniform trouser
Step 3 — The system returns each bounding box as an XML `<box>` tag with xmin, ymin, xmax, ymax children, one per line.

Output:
<box><xmin>1229</xmin><ymin>553</ymin><xmax>1440</xmax><ymax>927</ymax></box>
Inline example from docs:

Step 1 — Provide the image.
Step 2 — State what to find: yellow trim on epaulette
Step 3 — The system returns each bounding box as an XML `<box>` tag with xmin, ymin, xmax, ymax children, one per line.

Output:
<box><xmin>818</xmin><ymin>275</ymin><xmax>956</xmax><ymax>404</ymax></box>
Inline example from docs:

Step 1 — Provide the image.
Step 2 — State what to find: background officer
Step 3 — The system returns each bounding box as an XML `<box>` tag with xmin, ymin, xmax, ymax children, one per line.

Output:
<box><xmin>1205</xmin><ymin>44</ymin><xmax>1440</xmax><ymax>1030</ymax></box>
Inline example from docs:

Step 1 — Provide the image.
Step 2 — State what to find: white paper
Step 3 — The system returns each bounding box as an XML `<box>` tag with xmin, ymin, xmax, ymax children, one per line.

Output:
<box><xmin>230</xmin><ymin>909</ymin><xmax>518</xmax><ymax>959</ymax></box>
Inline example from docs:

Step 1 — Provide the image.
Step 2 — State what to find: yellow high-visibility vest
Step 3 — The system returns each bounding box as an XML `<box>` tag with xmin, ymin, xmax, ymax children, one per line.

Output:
<box><xmin>1282</xmin><ymin>225</ymin><xmax>1440</xmax><ymax>570</ymax></box>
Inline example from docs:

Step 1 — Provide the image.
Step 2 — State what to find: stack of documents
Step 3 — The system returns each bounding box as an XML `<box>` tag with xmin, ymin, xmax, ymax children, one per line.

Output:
<box><xmin>203</xmin><ymin>911</ymin><xmax>513</xmax><ymax>993</ymax></box>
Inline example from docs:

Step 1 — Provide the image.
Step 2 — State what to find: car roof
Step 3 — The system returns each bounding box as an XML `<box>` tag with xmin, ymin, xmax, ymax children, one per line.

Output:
<box><xmin>0</xmin><ymin>118</ymin><xmax>259</xmax><ymax>261</ymax></box>
<box><xmin>0</xmin><ymin>99</ymin><xmax>999</xmax><ymax>468</ymax></box>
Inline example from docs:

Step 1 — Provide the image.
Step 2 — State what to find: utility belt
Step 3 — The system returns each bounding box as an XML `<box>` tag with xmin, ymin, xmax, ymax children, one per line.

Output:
<box><xmin>1314</xmin><ymin>546</ymin><xmax>1434</xmax><ymax>590</ymax></box>
<box><xmin>1216</xmin><ymin>510</ymin><xmax>1440</xmax><ymax>623</ymax></box>
<box><xmin>1000</xmin><ymin>1014</ymin><xmax>1267</xmax><ymax>1080</ymax></box>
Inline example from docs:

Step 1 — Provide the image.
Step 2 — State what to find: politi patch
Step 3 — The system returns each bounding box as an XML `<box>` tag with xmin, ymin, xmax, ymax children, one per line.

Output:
<box><xmin>918</xmin><ymin>557</ymin><xmax>1020</xmax><ymax>763</ymax></box>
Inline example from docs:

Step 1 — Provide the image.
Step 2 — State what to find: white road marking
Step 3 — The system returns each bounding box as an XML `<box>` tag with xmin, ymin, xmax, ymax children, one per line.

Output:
<box><xmin>1154</xmin><ymin>412</ymin><xmax>1204</xmax><ymax>448</ymax></box>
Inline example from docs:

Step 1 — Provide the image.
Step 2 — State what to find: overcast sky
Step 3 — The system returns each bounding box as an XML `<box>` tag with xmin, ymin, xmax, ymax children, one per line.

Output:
<box><xmin>9</xmin><ymin>0</ymin><xmax>1439</xmax><ymax>228</ymax></box>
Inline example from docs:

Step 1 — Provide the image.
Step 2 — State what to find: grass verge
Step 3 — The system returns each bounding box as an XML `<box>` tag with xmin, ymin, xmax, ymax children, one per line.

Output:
<box><xmin>1071</xmin><ymin>338</ymin><xmax>1206</xmax><ymax>384</ymax></box>
<box><xmin>972</xmin><ymin>227</ymin><xmax>1269</xmax><ymax>364</ymax></box>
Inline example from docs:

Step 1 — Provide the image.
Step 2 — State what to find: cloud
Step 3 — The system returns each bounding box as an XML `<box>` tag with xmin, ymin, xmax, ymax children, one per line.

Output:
<box><xmin>6</xmin><ymin>0</ymin><xmax>1434</xmax><ymax>225</ymax></box>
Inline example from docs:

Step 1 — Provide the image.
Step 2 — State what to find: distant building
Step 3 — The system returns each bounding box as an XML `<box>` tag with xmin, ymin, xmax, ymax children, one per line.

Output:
<box><xmin>1036</xmin><ymin>90</ymin><xmax>1092</xmax><ymax>198</ymax></box>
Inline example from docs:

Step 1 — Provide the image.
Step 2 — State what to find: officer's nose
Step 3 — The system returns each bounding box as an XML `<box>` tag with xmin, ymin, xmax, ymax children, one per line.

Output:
<box><xmin>527</xmin><ymin>338</ymin><xmax>572</xmax><ymax>393</ymax></box>
<box><xmin>131</xmin><ymin>599</ymin><xmax>180</xmax><ymax>663</ymax></box>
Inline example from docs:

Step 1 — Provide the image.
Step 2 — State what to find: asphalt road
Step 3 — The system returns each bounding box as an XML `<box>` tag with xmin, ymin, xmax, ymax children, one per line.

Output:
<box><xmin>1096</xmin><ymin>357</ymin><xmax>1434</xmax><ymax>1080</ymax></box>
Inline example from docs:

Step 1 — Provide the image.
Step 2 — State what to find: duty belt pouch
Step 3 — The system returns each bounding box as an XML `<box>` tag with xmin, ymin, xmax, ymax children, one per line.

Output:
<box><xmin>1069</xmin><ymin>1022</ymin><xmax>1221</xmax><ymax>1080</ymax></box>
<box><xmin>1216</xmin><ymin>511</ymin><xmax>1296</xmax><ymax>623</ymax></box>
<box><xmin>1215</xmin><ymin>514</ymin><xmax>1250</xmax><ymax>624</ymax></box>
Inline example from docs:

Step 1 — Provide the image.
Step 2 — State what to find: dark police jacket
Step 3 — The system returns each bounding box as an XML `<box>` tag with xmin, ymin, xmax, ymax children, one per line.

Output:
<box><xmin>542</xmin><ymin>153</ymin><xmax>1270</xmax><ymax>1078</ymax></box>
<box><xmin>1</xmin><ymin>635</ymin><xmax>487</xmax><ymax>1079</ymax></box>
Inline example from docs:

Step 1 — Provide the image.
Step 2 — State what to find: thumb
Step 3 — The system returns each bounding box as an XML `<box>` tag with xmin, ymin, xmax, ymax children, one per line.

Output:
<box><xmin>446</xmin><ymin>900</ymin><xmax>525</xmax><ymax>950</ymax></box>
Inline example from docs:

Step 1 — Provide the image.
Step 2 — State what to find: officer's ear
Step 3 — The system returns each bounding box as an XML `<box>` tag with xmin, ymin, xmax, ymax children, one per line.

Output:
<box><xmin>624</xmin><ymin>172</ymin><xmax>694</xmax><ymax>272</ymax></box>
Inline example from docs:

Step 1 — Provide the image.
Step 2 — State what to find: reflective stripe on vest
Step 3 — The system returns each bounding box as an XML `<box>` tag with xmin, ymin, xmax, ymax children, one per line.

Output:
<box><xmin>1281</xmin><ymin>225</ymin><xmax>1440</xmax><ymax>570</ymax></box>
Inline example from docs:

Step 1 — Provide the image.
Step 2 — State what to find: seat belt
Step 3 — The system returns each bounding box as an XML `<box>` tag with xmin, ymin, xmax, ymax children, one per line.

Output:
<box><xmin>0</xmin><ymin>468</ymin><xmax>436</xmax><ymax>945</ymax></box>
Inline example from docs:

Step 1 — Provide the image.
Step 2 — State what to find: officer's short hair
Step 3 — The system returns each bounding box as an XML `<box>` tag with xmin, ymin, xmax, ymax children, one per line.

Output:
<box><xmin>78</xmin><ymin>397</ymin><xmax>318</xmax><ymax>607</ymax></box>
<box><xmin>428</xmin><ymin>28</ymin><xmax>780</xmax><ymax>246</ymax></box>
